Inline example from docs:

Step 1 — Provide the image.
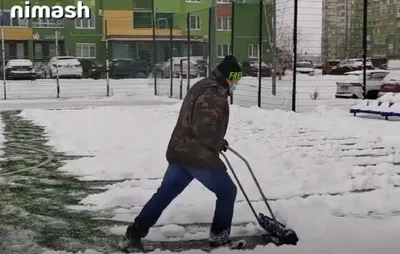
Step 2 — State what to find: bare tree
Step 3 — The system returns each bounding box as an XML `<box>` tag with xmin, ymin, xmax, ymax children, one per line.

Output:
<box><xmin>263</xmin><ymin>0</ymin><xmax>304</xmax><ymax>79</ymax></box>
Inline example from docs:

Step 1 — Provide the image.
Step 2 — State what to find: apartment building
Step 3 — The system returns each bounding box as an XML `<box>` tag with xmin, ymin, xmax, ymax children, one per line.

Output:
<box><xmin>345</xmin><ymin>0</ymin><xmax>400</xmax><ymax>59</ymax></box>
<box><xmin>0</xmin><ymin>0</ymin><xmax>271</xmax><ymax>63</ymax></box>
<box><xmin>321</xmin><ymin>0</ymin><xmax>351</xmax><ymax>60</ymax></box>
<box><xmin>323</xmin><ymin>0</ymin><xmax>400</xmax><ymax>60</ymax></box>
<box><xmin>363</xmin><ymin>0</ymin><xmax>400</xmax><ymax>58</ymax></box>
<box><xmin>103</xmin><ymin>0</ymin><xmax>270</xmax><ymax>63</ymax></box>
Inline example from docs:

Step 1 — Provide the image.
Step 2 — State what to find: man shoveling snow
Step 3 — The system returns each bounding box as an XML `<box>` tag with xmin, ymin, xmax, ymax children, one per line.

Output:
<box><xmin>119</xmin><ymin>55</ymin><xmax>243</xmax><ymax>252</ymax></box>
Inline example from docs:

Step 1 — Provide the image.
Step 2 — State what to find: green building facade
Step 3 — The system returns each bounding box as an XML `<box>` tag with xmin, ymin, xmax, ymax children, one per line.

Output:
<box><xmin>29</xmin><ymin>0</ymin><xmax>105</xmax><ymax>63</ymax></box>
<box><xmin>0</xmin><ymin>0</ymin><xmax>272</xmax><ymax>64</ymax></box>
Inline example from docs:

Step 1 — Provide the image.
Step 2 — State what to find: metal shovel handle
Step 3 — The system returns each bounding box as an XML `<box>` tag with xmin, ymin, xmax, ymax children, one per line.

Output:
<box><xmin>225</xmin><ymin>146</ymin><xmax>276</xmax><ymax>221</ymax></box>
<box><xmin>220</xmin><ymin>151</ymin><xmax>260</xmax><ymax>222</ymax></box>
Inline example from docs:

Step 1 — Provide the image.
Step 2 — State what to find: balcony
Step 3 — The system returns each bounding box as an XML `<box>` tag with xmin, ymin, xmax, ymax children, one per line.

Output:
<box><xmin>103</xmin><ymin>10</ymin><xmax>182</xmax><ymax>39</ymax></box>
<box><xmin>0</xmin><ymin>27</ymin><xmax>32</xmax><ymax>40</ymax></box>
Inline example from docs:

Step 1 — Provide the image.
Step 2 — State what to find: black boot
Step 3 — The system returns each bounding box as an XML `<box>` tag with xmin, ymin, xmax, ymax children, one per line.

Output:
<box><xmin>209</xmin><ymin>229</ymin><xmax>246</xmax><ymax>250</ymax></box>
<box><xmin>209</xmin><ymin>229</ymin><xmax>231</xmax><ymax>247</ymax></box>
<box><xmin>119</xmin><ymin>224</ymin><xmax>146</xmax><ymax>252</ymax></box>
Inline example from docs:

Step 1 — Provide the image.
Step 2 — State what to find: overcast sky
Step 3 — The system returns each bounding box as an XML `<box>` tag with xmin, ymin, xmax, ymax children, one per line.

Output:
<box><xmin>276</xmin><ymin>0</ymin><xmax>322</xmax><ymax>55</ymax></box>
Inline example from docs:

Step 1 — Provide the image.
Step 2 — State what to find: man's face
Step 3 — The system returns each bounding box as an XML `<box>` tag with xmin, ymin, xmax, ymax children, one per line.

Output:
<box><xmin>227</xmin><ymin>78</ymin><xmax>239</xmax><ymax>88</ymax></box>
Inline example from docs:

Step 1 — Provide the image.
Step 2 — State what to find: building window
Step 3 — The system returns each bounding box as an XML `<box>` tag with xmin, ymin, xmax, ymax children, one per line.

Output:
<box><xmin>187</xmin><ymin>16</ymin><xmax>201</xmax><ymax>30</ymax></box>
<box><xmin>31</xmin><ymin>18</ymin><xmax>63</xmax><ymax>28</ymax></box>
<box><xmin>75</xmin><ymin>43</ymin><xmax>96</xmax><ymax>58</ymax></box>
<box><xmin>35</xmin><ymin>43</ymin><xmax>43</xmax><ymax>60</ymax></box>
<box><xmin>49</xmin><ymin>44</ymin><xmax>57</xmax><ymax>57</ymax></box>
<box><xmin>217</xmin><ymin>17</ymin><xmax>231</xmax><ymax>31</ymax></box>
<box><xmin>16</xmin><ymin>43</ymin><xmax>24</xmax><ymax>59</ymax></box>
<box><xmin>186</xmin><ymin>0</ymin><xmax>201</xmax><ymax>2</ymax></box>
<box><xmin>0</xmin><ymin>9</ymin><xmax>27</xmax><ymax>27</ymax></box>
<box><xmin>133</xmin><ymin>12</ymin><xmax>173</xmax><ymax>28</ymax></box>
<box><xmin>156</xmin><ymin>13</ymin><xmax>173</xmax><ymax>28</ymax></box>
<box><xmin>217</xmin><ymin>44</ymin><xmax>231</xmax><ymax>58</ymax></box>
<box><xmin>75</xmin><ymin>16</ymin><xmax>95</xmax><ymax>29</ymax></box>
<box><xmin>217</xmin><ymin>0</ymin><xmax>232</xmax><ymax>3</ymax></box>
<box><xmin>134</xmin><ymin>12</ymin><xmax>152</xmax><ymax>28</ymax></box>
<box><xmin>248</xmin><ymin>44</ymin><xmax>258</xmax><ymax>58</ymax></box>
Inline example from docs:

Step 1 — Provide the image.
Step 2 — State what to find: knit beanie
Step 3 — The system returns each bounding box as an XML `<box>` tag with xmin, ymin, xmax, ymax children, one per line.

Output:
<box><xmin>217</xmin><ymin>55</ymin><xmax>242</xmax><ymax>80</ymax></box>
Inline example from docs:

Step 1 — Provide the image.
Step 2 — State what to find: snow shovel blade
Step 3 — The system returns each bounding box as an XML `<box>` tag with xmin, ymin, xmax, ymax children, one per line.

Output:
<box><xmin>258</xmin><ymin>213</ymin><xmax>299</xmax><ymax>245</ymax></box>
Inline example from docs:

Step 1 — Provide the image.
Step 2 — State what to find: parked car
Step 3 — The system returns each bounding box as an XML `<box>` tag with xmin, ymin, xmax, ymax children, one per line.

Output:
<box><xmin>379</xmin><ymin>70</ymin><xmax>400</xmax><ymax>97</ymax></box>
<box><xmin>335</xmin><ymin>70</ymin><xmax>389</xmax><ymax>99</ymax></box>
<box><xmin>162</xmin><ymin>57</ymin><xmax>200</xmax><ymax>78</ymax></box>
<box><xmin>109</xmin><ymin>59</ymin><xmax>150</xmax><ymax>79</ymax></box>
<box><xmin>331</xmin><ymin>58</ymin><xmax>374</xmax><ymax>75</ymax></box>
<box><xmin>322</xmin><ymin>59</ymin><xmax>341</xmax><ymax>75</ymax></box>
<box><xmin>78</xmin><ymin>58</ymin><xmax>105</xmax><ymax>79</ymax></box>
<box><xmin>296</xmin><ymin>61</ymin><xmax>314</xmax><ymax>75</ymax></box>
<box><xmin>179</xmin><ymin>56</ymin><xmax>207</xmax><ymax>77</ymax></box>
<box><xmin>241</xmin><ymin>61</ymin><xmax>272</xmax><ymax>77</ymax></box>
<box><xmin>2</xmin><ymin>59</ymin><xmax>36</xmax><ymax>80</ymax></box>
<box><xmin>379</xmin><ymin>59</ymin><xmax>400</xmax><ymax>71</ymax></box>
<box><xmin>44</xmin><ymin>56</ymin><xmax>83</xmax><ymax>79</ymax></box>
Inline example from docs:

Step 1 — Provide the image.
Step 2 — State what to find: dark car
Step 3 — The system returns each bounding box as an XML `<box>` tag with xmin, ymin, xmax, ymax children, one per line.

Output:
<box><xmin>2</xmin><ymin>59</ymin><xmax>36</xmax><ymax>80</ymax></box>
<box><xmin>241</xmin><ymin>61</ymin><xmax>272</xmax><ymax>77</ymax></box>
<box><xmin>78</xmin><ymin>59</ymin><xmax>106</xmax><ymax>79</ymax></box>
<box><xmin>109</xmin><ymin>59</ymin><xmax>151</xmax><ymax>79</ymax></box>
<box><xmin>322</xmin><ymin>60</ymin><xmax>341</xmax><ymax>75</ymax></box>
<box><xmin>330</xmin><ymin>58</ymin><xmax>374</xmax><ymax>75</ymax></box>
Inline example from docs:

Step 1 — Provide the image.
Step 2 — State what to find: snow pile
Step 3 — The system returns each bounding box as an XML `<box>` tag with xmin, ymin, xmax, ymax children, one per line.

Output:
<box><xmin>18</xmin><ymin>103</ymin><xmax>400</xmax><ymax>254</ymax></box>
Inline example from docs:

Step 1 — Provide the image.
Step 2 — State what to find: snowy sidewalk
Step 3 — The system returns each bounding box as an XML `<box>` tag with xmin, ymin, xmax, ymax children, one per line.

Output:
<box><xmin>0</xmin><ymin>94</ymin><xmax>178</xmax><ymax>111</ymax></box>
<box><xmin>10</xmin><ymin>103</ymin><xmax>400</xmax><ymax>253</ymax></box>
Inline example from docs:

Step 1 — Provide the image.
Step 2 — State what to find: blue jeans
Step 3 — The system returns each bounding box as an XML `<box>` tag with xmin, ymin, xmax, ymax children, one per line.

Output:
<box><xmin>133</xmin><ymin>164</ymin><xmax>237</xmax><ymax>237</ymax></box>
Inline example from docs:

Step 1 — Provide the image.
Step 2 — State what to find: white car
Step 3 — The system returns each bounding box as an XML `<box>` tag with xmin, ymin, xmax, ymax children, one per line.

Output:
<box><xmin>381</xmin><ymin>59</ymin><xmax>400</xmax><ymax>70</ymax></box>
<box><xmin>335</xmin><ymin>70</ymin><xmax>389</xmax><ymax>99</ymax></box>
<box><xmin>378</xmin><ymin>70</ymin><xmax>400</xmax><ymax>97</ymax></box>
<box><xmin>162</xmin><ymin>57</ymin><xmax>201</xmax><ymax>78</ymax></box>
<box><xmin>45</xmin><ymin>56</ymin><xmax>83</xmax><ymax>79</ymax></box>
<box><xmin>296</xmin><ymin>61</ymin><xmax>314</xmax><ymax>76</ymax></box>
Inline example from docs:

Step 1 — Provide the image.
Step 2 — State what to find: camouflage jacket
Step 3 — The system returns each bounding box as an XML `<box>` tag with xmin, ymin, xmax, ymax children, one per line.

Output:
<box><xmin>166</xmin><ymin>70</ymin><xmax>230</xmax><ymax>170</ymax></box>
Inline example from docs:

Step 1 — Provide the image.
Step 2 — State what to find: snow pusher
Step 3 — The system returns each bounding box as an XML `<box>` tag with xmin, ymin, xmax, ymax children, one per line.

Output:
<box><xmin>220</xmin><ymin>147</ymin><xmax>299</xmax><ymax>246</ymax></box>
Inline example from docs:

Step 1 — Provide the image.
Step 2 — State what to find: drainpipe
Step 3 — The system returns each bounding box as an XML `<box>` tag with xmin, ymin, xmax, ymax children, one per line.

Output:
<box><xmin>209</xmin><ymin>0</ymin><xmax>216</xmax><ymax>70</ymax></box>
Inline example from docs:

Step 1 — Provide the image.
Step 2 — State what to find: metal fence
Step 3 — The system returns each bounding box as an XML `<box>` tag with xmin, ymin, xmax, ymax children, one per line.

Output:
<box><xmin>148</xmin><ymin>0</ymin><xmax>382</xmax><ymax>112</ymax></box>
<box><xmin>0</xmin><ymin>0</ymin><xmax>388</xmax><ymax>113</ymax></box>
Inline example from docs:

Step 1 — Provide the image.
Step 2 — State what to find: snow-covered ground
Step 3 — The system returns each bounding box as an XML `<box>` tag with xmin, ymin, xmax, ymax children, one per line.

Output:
<box><xmin>0</xmin><ymin>73</ymin><xmax>358</xmax><ymax>112</ymax></box>
<box><xmin>0</xmin><ymin>94</ymin><xmax>178</xmax><ymax>111</ymax></box>
<box><xmin>19</xmin><ymin>103</ymin><xmax>400</xmax><ymax>254</ymax></box>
